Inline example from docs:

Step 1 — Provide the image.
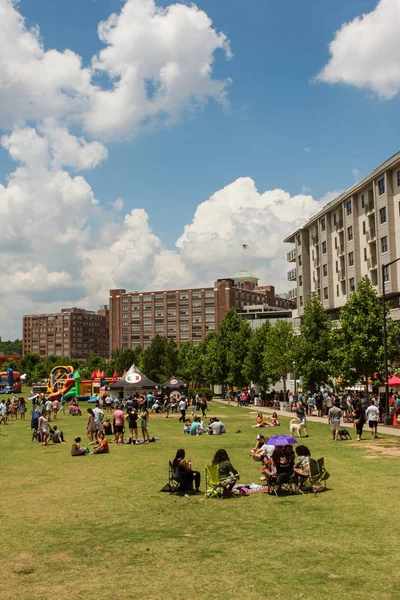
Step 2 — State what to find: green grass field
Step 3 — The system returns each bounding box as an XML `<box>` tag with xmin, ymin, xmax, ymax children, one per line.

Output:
<box><xmin>2</xmin><ymin>394</ymin><xmax>400</xmax><ymax>600</ymax></box>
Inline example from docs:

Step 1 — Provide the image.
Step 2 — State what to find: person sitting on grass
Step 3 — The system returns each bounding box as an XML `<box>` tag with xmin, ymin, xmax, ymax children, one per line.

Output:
<box><xmin>172</xmin><ymin>449</ymin><xmax>201</xmax><ymax>493</ymax></box>
<box><xmin>92</xmin><ymin>432</ymin><xmax>109</xmax><ymax>454</ymax></box>
<box><xmin>207</xmin><ymin>417</ymin><xmax>225</xmax><ymax>435</ymax></box>
<box><xmin>184</xmin><ymin>419</ymin><xmax>191</xmax><ymax>434</ymax></box>
<box><xmin>190</xmin><ymin>416</ymin><xmax>203</xmax><ymax>436</ymax></box>
<box><xmin>267</xmin><ymin>412</ymin><xmax>280</xmax><ymax>427</ymax></box>
<box><xmin>50</xmin><ymin>426</ymin><xmax>66</xmax><ymax>444</ymax></box>
<box><xmin>211</xmin><ymin>449</ymin><xmax>239</xmax><ymax>496</ymax></box>
<box><xmin>71</xmin><ymin>437</ymin><xmax>86</xmax><ymax>456</ymax></box>
<box><xmin>250</xmin><ymin>434</ymin><xmax>266</xmax><ymax>459</ymax></box>
<box><xmin>253</xmin><ymin>413</ymin><xmax>271</xmax><ymax>428</ymax></box>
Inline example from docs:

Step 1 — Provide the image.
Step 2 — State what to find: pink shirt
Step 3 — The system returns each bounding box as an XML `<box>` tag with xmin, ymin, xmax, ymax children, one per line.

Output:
<box><xmin>114</xmin><ymin>409</ymin><xmax>124</xmax><ymax>426</ymax></box>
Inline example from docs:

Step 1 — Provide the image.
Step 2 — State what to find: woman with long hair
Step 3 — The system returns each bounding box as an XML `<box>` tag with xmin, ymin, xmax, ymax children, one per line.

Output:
<box><xmin>352</xmin><ymin>401</ymin><xmax>365</xmax><ymax>441</ymax></box>
<box><xmin>172</xmin><ymin>449</ymin><xmax>201</xmax><ymax>493</ymax></box>
<box><xmin>140</xmin><ymin>407</ymin><xmax>150</xmax><ymax>443</ymax></box>
<box><xmin>211</xmin><ymin>449</ymin><xmax>239</xmax><ymax>495</ymax></box>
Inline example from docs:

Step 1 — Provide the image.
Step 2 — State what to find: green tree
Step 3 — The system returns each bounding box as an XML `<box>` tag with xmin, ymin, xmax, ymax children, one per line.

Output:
<box><xmin>219</xmin><ymin>308</ymin><xmax>252</xmax><ymax>387</ymax></box>
<box><xmin>159</xmin><ymin>338</ymin><xmax>179</xmax><ymax>382</ymax></box>
<box><xmin>243</xmin><ymin>322</ymin><xmax>271</xmax><ymax>388</ymax></box>
<box><xmin>107</xmin><ymin>348</ymin><xmax>143</xmax><ymax>377</ymax></box>
<box><xmin>295</xmin><ymin>292</ymin><xmax>333</xmax><ymax>393</ymax></box>
<box><xmin>202</xmin><ymin>332</ymin><xmax>227</xmax><ymax>386</ymax></box>
<box><xmin>178</xmin><ymin>342</ymin><xmax>204</xmax><ymax>385</ymax></box>
<box><xmin>334</xmin><ymin>276</ymin><xmax>400</xmax><ymax>389</ymax></box>
<box><xmin>142</xmin><ymin>335</ymin><xmax>169</xmax><ymax>382</ymax></box>
<box><xmin>0</xmin><ymin>338</ymin><xmax>23</xmax><ymax>354</ymax></box>
<box><xmin>262</xmin><ymin>320</ymin><xmax>297</xmax><ymax>393</ymax></box>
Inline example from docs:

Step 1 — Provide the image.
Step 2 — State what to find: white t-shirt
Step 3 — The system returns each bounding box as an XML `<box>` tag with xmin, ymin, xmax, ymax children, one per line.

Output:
<box><xmin>210</xmin><ymin>421</ymin><xmax>222</xmax><ymax>435</ymax></box>
<box><xmin>179</xmin><ymin>400</ymin><xmax>186</xmax><ymax>411</ymax></box>
<box><xmin>45</xmin><ymin>400</ymin><xmax>52</xmax><ymax>411</ymax></box>
<box><xmin>260</xmin><ymin>444</ymin><xmax>275</xmax><ymax>458</ymax></box>
<box><xmin>93</xmin><ymin>407</ymin><xmax>103</xmax><ymax>423</ymax></box>
<box><xmin>366</xmin><ymin>405</ymin><xmax>379</xmax><ymax>422</ymax></box>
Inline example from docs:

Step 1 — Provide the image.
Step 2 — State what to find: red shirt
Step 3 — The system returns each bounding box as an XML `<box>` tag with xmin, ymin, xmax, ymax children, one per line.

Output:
<box><xmin>114</xmin><ymin>409</ymin><xmax>124</xmax><ymax>426</ymax></box>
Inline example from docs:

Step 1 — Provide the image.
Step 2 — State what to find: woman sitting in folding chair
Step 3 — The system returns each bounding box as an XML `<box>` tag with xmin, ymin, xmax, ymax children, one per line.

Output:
<box><xmin>172</xmin><ymin>449</ymin><xmax>201</xmax><ymax>493</ymax></box>
<box><xmin>211</xmin><ymin>449</ymin><xmax>239</xmax><ymax>496</ymax></box>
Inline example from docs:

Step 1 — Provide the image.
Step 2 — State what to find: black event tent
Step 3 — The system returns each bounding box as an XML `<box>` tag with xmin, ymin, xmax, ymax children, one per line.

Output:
<box><xmin>162</xmin><ymin>376</ymin><xmax>188</xmax><ymax>390</ymax></box>
<box><xmin>109</xmin><ymin>364</ymin><xmax>158</xmax><ymax>391</ymax></box>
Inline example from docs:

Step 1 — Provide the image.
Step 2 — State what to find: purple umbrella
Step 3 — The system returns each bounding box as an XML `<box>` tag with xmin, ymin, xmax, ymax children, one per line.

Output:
<box><xmin>266</xmin><ymin>434</ymin><xmax>298</xmax><ymax>446</ymax></box>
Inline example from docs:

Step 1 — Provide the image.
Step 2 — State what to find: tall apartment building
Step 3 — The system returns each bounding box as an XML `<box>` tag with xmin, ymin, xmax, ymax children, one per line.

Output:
<box><xmin>22</xmin><ymin>307</ymin><xmax>109</xmax><ymax>359</ymax></box>
<box><xmin>109</xmin><ymin>270</ymin><xmax>292</xmax><ymax>352</ymax></box>
<box><xmin>284</xmin><ymin>152</ymin><xmax>400</xmax><ymax>321</ymax></box>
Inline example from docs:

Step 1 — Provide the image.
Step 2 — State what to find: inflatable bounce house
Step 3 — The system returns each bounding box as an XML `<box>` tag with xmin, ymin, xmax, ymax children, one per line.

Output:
<box><xmin>0</xmin><ymin>368</ymin><xmax>22</xmax><ymax>393</ymax></box>
<box><xmin>47</xmin><ymin>366</ymin><xmax>119</xmax><ymax>401</ymax></box>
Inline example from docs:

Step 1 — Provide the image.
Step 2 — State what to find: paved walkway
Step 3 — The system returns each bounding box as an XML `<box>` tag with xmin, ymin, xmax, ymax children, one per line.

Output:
<box><xmin>213</xmin><ymin>398</ymin><xmax>400</xmax><ymax>437</ymax></box>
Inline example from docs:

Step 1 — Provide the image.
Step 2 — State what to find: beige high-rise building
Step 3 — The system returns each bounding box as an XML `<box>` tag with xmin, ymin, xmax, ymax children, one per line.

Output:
<box><xmin>285</xmin><ymin>152</ymin><xmax>400</xmax><ymax>320</ymax></box>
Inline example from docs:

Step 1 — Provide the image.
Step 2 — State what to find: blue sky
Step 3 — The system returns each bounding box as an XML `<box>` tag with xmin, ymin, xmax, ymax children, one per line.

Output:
<box><xmin>9</xmin><ymin>0</ymin><xmax>394</xmax><ymax>242</ymax></box>
<box><xmin>0</xmin><ymin>0</ymin><xmax>399</xmax><ymax>336</ymax></box>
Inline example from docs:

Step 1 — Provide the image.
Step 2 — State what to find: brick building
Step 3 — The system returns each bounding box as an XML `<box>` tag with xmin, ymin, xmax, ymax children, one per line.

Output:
<box><xmin>109</xmin><ymin>270</ymin><xmax>292</xmax><ymax>352</ymax></box>
<box><xmin>22</xmin><ymin>307</ymin><xmax>109</xmax><ymax>359</ymax></box>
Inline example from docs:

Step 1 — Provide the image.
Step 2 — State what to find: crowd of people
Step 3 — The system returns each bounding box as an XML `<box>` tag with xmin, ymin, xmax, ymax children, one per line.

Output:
<box><xmin>0</xmin><ymin>396</ymin><xmax>27</xmax><ymax>424</ymax></box>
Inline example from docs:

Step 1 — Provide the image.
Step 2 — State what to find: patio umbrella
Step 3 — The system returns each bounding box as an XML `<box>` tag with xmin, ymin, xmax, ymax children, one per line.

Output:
<box><xmin>266</xmin><ymin>434</ymin><xmax>298</xmax><ymax>446</ymax></box>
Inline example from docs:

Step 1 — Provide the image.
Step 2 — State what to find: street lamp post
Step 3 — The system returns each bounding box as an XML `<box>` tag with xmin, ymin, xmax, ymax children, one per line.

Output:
<box><xmin>382</xmin><ymin>258</ymin><xmax>400</xmax><ymax>425</ymax></box>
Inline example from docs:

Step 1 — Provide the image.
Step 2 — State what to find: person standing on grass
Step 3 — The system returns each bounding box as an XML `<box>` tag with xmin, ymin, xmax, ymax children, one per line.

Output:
<box><xmin>86</xmin><ymin>408</ymin><xmax>96</xmax><ymax>444</ymax></box>
<box><xmin>38</xmin><ymin>411</ymin><xmax>50</xmax><ymax>446</ymax></box>
<box><xmin>190</xmin><ymin>396</ymin><xmax>197</xmax><ymax>417</ymax></box>
<box><xmin>328</xmin><ymin>402</ymin><xmax>342</xmax><ymax>442</ymax></box>
<box><xmin>352</xmin><ymin>402</ymin><xmax>365</xmax><ymax>441</ymax></box>
<box><xmin>93</xmin><ymin>402</ymin><xmax>104</xmax><ymax>440</ymax></box>
<box><xmin>140</xmin><ymin>406</ymin><xmax>150</xmax><ymax>443</ymax></box>
<box><xmin>178</xmin><ymin>397</ymin><xmax>187</xmax><ymax>422</ymax></box>
<box><xmin>0</xmin><ymin>399</ymin><xmax>6</xmax><ymax>425</ymax></box>
<box><xmin>200</xmin><ymin>394</ymin><xmax>207</xmax><ymax>418</ymax></box>
<box><xmin>52</xmin><ymin>398</ymin><xmax>59</xmax><ymax>421</ymax></box>
<box><xmin>295</xmin><ymin>401</ymin><xmax>309</xmax><ymax>438</ymax></box>
<box><xmin>45</xmin><ymin>397</ymin><xmax>53</xmax><ymax>421</ymax></box>
<box><xmin>125</xmin><ymin>408</ymin><xmax>139</xmax><ymax>444</ymax></box>
<box><xmin>366</xmin><ymin>400</ymin><xmax>380</xmax><ymax>439</ymax></box>
<box><xmin>19</xmin><ymin>397</ymin><xmax>27</xmax><ymax>421</ymax></box>
<box><xmin>113</xmin><ymin>404</ymin><xmax>125</xmax><ymax>444</ymax></box>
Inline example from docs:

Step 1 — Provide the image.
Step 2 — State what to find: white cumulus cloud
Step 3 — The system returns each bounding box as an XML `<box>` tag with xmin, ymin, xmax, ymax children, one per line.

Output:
<box><xmin>316</xmin><ymin>0</ymin><xmax>400</xmax><ymax>99</ymax></box>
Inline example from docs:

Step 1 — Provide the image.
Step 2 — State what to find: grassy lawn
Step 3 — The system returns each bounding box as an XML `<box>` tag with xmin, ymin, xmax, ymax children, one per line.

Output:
<box><xmin>2</xmin><ymin>392</ymin><xmax>400</xmax><ymax>600</ymax></box>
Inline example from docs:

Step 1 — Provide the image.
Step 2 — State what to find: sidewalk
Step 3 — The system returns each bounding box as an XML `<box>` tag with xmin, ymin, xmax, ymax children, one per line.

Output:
<box><xmin>213</xmin><ymin>398</ymin><xmax>400</xmax><ymax>438</ymax></box>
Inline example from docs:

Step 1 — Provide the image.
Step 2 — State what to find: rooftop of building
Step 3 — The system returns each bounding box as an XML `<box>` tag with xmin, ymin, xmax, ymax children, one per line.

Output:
<box><xmin>284</xmin><ymin>150</ymin><xmax>400</xmax><ymax>244</ymax></box>
<box><xmin>231</xmin><ymin>269</ymin><xmax>259</xmax><ymax>280</ymax></box>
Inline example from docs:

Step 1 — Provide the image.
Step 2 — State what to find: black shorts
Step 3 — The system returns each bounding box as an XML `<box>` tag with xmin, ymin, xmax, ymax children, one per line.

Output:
<box><xmin>369</xmin><ymin>420</ymin><xmax>378</xmax><ymax>429</ymax></box>
<box><xmin>114</xmin><ymin>425</ymin><xmax>124</xmax><ymax>433</ymax></box>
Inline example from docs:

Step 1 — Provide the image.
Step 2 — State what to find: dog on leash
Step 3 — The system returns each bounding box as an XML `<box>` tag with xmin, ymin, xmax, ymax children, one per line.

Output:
<box><xmin>290</xmin><ymin>419</ymin><xmax>305</xmax><ymax>438</ymax></box>
<box><xmin>338</xmin><ymin>429</ymin><xmax>351</xmax><ymax>440</ymax></box>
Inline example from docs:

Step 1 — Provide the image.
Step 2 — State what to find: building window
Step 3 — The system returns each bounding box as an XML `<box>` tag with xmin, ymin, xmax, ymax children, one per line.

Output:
<box><xmin>378</xmin><ymin>178</ymin><xmax>385</xmax><ymax>195</ymax></box>
<box><xmin>361</xmin><ymin>194</ymin><xmax>365</xmax><ymax>208</ymax></box>
<box><xmin>379</xmin><ymin>206</ymin><xmax>387</xmax><ymax>224</ymax></box>
<box><xmin>334</xmin><ymin>237</ymin><xmax>337</xmax><ymax>249</ymax></box>
<box><xmin>132</xmin><ymin>297</ymin><xmax>140</xmax><ymax>303</ymax></box>
<box><xmin>323</xmin><ymin>287</ymin><xmax>328</xmax><ymax>300</ymax></box>
<box><xmin>383</xmin><ymin>265</ymin><xmax>389</xmax><ymax>282</ymax></box>
<box><xmin>321</xmin><ymin>217</ymin><xmax>326</xmax><ymax>232</ymax></box>
<box><xmin>205</xmin><ymin>315</ymin><xmax>215</xmax><ymax>322</ymax></box>
<box><xmin>323</xmin><ymin>264</ymin><xmax>328</xmax><ymax>277</ymax></box>
<box><xmin>143</xmin><ymin>311</ymin><xmax>152</xmax><ymax>317</ymax></box>
<box><xmin>298</xmin><ymin>255</ymin><xmax>302</xmax><ymax>266</ymax></box>
<box><xmin>122</xmin><ymin>297</ymin><xmax>128</xmax><ymax>303</ymax></box>
<box><xmin>346</xmin><ymin>200</ymin><xmax>352</xmax><ymax>215</ymax></box>
<box><xmin>381</xmin><ymin>236</ymin><xmax>388</xmax><ymax>253</ymax></box>
<box><xmin>349</xmin><ymin>252</ymin><xmax>354</xmax><ymax>266</ymax></box>
<box><xmin>192</xmin><ymin>301</ymin><xmax>202</xmax><ymax>307</ymax></box>
<box><xmin>299</xmin><ymin>296</ymin><xmax>303</xmax><ymax>307</ymax></box>
<box><xmin>364</xmin><ymin>248</ymin><xmax>367</xmax><ymax>261</ymax></box>
<box><xmin>333</xmin><ymin>213</ymin><xmax>337</xmax><ymax>225</ymax></box>
<box><xmin>299</xmin><ymin>275</ymin><xmax>303</xmax><ymax>287</ymax></box>
<box><xmin>397</xmin><ymin>171</ymin><xmax>400</xmax><ymax>187</ymax></box>
<box><xmin>205</xmin><ymin>308</ymin><xmax>215</xmax><ymax>314</ymax></box>
<box><xmin>347</xmin><ymin>226</ymin><xmax>353</xmax><ymax>241</ymax></box>
<box><xmin>362</xmin><ymin>221</ymin><xmax>366</xmax><ymax>234</ymax></box>
<box><xmin>322</xmin><ymin>241</ymin><xmax>327</xmax><ymax>254</ymax></box>
<box><xmin>350</xmin><ymin>277</ymin><xmax>355</xmax><ymax>292</ymax></box>
<box><xmin>336</xmin><ymin>284</ymin><xmax>339</xmax><ymax>297</ymax></box>
<box><xmin>335</xmin><ymin>261</ymin><xmax>338</xmax><ymax>273</ymax></box>
<box><xmin>205</xmin><ymin>291</ymin><xmax>214</xmax><ymax>298</ymax></box>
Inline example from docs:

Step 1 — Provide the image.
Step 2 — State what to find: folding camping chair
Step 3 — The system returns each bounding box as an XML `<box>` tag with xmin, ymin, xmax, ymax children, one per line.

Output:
<box><xmin>268</xmin><ymin>462</ymin><xmax>295</xmax><ymax>496</ymax></box>
<box><xmin>302</xmin><ymin>458</ymin><xmax>330</xmax><ymax>494</ymax></box>
<box><xmin>205</xmin><ymin>464</ymin><xmax>235</xmax><ymax>499</ymax></box>
<box><xmin>168</xmin><ymin>461</ymin><xmax>182</xmax><ymax>495</ymax></box>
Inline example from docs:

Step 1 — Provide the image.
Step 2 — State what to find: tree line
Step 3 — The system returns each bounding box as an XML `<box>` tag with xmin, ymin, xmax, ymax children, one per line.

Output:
<box><xmin>3</xmin><ymin>277</ymin><xmax>399</xmax><ymax>392</ymax></box>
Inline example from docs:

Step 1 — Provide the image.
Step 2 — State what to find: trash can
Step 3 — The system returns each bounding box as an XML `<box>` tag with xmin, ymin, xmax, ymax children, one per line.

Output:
<box><xmin>254</xmin><ymin>397</ymin><xmax>260</xmax><ymax>406</ymax></box>
<box><xmin>279</xmin><ymin>401</ymin><xmax>288</xmax><ymax>412</ymax></box>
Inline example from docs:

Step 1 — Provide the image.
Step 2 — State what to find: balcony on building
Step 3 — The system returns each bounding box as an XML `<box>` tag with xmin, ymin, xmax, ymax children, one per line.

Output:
<box><xmin>288</xmin><ymin>288</ymin><xmax>297</xmax><ymax>299</ymax></box>
<box><xmin>313</xmin><ymin>251</ymin><xmax>320</xmax><ymax>267</ymax></box>
<box><xmin>365</xmin><ymin>201</ymin><xmax>375</xmax><ymax>216</ymax></box>
<box><xmin>335</xmin><ymin>219</ymin><xmax>344</xmax><ymax>233</ymax></box>
<box><xmin>336</xmin><ymin>245</ymin><xmax>345</xmax><ymax>257</ymax></box>
<box><xmin>314</xmin><ymin>279</ymin><xmax>321</xmax><ymax>290</ymax></box>
<box><xmin>338</xmin><ymin>269</ymin><xmax>346</xmax><ymax>281</ymax></box>
<box><xmin>311</xmin><ymin>233</ymin><xmax>319</xmax><ymax>245</ymax></box>
<box><xmin>287</xmin><ymin>249</ymin><xmax>296</xmax><ymax>263</ymax></box>
<box><xmin>367</xmin><ymin>257</ymin><xmax>377</xmax><ymax>270</ymax></box>
<box><xmin>287</xmin><ymin>268</ymin><xmax>297</xmax><ymax>282</ymax></box>
<box><xmin>366</xmin><ymin>228</ymin><xmax>376</xmax><ymax>243</ymax></box>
